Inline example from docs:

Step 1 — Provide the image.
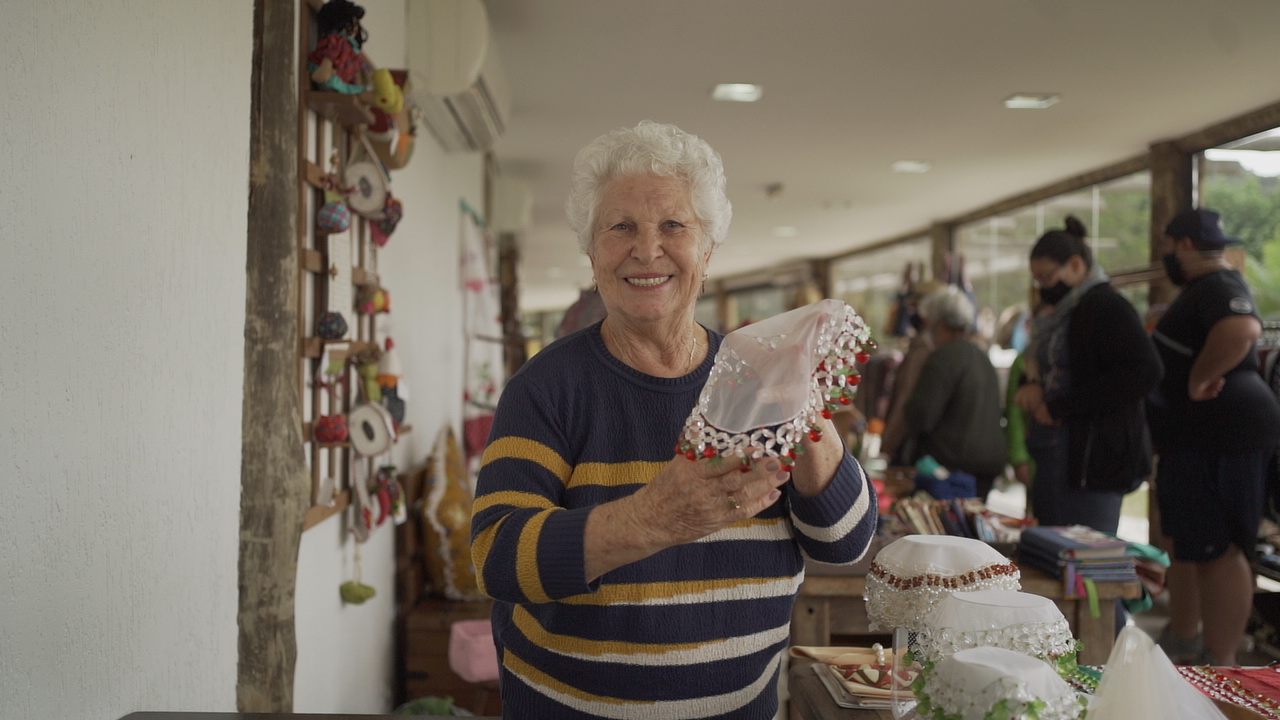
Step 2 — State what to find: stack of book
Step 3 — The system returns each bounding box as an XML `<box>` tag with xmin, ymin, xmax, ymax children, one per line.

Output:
<box><xmin>1017</xmin><ymin>525</ymin><xmax>1138</xmax><ymax>592</ymax></box>
<box><xmin>889</xmin><ymin>497</ymin><xmax>1018</xmax><ymax>543</ymax></box>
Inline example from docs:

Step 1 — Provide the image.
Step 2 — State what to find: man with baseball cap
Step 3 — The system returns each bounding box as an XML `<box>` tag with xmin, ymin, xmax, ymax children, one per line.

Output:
<box><xmin>1149</xmin><ymin>207</ymin><xmax>1280</xmax><ymax>665</ymax></box>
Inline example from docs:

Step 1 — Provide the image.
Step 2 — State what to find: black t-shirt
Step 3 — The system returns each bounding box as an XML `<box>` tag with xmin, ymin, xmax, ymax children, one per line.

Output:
<box><xmin>1148</xmin><ymin>269</ymin><xmax>1280</xmax><ymax>451</ymax></box>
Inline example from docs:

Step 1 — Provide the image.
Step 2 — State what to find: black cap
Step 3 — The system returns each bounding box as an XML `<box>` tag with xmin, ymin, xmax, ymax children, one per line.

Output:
<box><xmin>1164</xmin><ymin>207</ymin><xmax>1241</xmax><ymax>245</ymax></box>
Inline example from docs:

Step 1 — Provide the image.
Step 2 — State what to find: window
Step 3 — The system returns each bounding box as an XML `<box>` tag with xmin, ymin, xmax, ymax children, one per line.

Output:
<box><xmin>1202</xmin><ymin>127</ymin><xmax>1280</xmax><ymax>320</ymax></box>
<box><xmin>829</xmin><ymin>237</ymin><xmax>932</xmax><ymax>340</ymax></box>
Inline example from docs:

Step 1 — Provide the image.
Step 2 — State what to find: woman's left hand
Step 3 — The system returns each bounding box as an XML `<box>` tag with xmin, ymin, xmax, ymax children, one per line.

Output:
<box><xmin>789</xmin><ymin>414</ymin><xmax>844</xmax><ymax>496</ymax></box>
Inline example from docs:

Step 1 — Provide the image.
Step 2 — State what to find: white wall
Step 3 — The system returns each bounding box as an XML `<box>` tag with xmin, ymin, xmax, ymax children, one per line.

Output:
<box><xmin>0</xmin><ymin>2</ymin><xmax>253</xmax><ymax>719</ymax></box>
<box><xmin>292</xmin><ymin>0</ymin><xmax>482</xmax><ymax>712</ymax></box>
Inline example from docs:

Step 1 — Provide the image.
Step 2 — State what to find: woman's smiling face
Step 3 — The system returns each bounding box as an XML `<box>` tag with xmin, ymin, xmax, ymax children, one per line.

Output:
<box><xmin>589</xmin><ymin>175</ymin><xmax>711</xmax><ymax>329</ymax></box>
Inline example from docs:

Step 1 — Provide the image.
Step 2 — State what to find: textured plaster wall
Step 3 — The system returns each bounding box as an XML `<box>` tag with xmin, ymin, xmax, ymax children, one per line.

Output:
<box><xmin>0</xmin><ymin>1</ymin><xmax>252</xmax><ymax>718</ymax></box>
<box><xmin>291</xmin><ymin>0</ymin><xmax>482</xmax><ymax>711</ymax></box>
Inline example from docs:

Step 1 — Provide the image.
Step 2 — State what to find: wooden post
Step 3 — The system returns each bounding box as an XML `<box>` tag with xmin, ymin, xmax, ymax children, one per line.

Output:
<box><xmin>929</xmin><ymin>222</ymin><xmax>953</xmax><ymax>282</ymax></box>
<box><xmin>1148</xmin><ymin>140</ymin><xmax>1193</xmax><ymax>307</ymax></box>
<box><xmin>239</xmin><ymin>0</ymin><xmax>308</xmax><ymax>711</ymax></box>
<box><xmin>497</xmin><ymin>231</ymin><xmax>527</xmax><ymax>378</ymax></box>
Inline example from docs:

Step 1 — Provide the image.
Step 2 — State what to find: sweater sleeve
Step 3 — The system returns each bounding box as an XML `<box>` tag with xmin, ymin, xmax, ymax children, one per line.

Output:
<box><xmin>786</xmin><ymin>453</ymin><xmax>879</xmax><ymax>565</ymax></box>
<box><xmin>470</xmin><ymin>375</ymin><xmax>596</xmax><ymax>603</ymax></box>
<box><xmin>1051</xmin><ymin>290</ymin><xmax>1164</xmax><ymax>419</ymax></box>
<box><xmin>1005</xmin><ymin>353</ymin><xmax>1032</xmax><ymax>466</ymax></box>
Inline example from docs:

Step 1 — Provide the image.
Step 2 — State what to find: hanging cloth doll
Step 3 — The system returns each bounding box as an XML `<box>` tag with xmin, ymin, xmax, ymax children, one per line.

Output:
<box><xmin>308</xmin><ymin>0</ymin><xmax>373</xmax><ymax>94</ymax></box>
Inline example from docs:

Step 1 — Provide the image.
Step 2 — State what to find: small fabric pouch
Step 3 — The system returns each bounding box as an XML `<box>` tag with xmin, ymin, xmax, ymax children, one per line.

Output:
<box><xmin>316</xmin><ymin>200</ymin><xmax>351</xmax><ymax>233</ymax></box>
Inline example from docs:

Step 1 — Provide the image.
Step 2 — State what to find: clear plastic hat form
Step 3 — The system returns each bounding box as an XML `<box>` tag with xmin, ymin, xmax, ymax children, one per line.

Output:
<box><xmin>677</xmin><ymin>299</ymin><xmax>873</xmax><ymax>468</ymax></box>
<box><xmin>1088</xmin><ymin>626</ymin><xmax>1229</xmax><ymax>720</ymax></box>
<box><xmin>914</xmin><ymin>590</ymin><xmax>1077</xmax><ymax>671</ymax></box>
<box><xmin>864</xmin><ymin>535</ymin><xmax>1021</xmax><ymax>632</ymax></box>
<box><xmin>917</xmin><ymin>646</ymin><xmax>1086</xmax><ymax>720</ymax></box>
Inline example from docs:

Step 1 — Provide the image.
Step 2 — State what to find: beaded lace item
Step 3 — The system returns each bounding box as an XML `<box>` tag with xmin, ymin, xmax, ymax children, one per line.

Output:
<box><xmin>864</xmin><ymin>535</ymin><xmax>1021</xmax><ymax>632</ymax></box>
<box><xmin>677</xmin><ymin>299</ymin><xmax>873</xmax><ymax>467</ymax></box>
<box><xmin>914</xmin><ymin>590</ymin><xmax>1078</xmax><ymax>670</ymax></box>
<box><xmin>916</xmin><ymin>647</ymin><xmax>1086</xmax><ymax>720</ymax></box>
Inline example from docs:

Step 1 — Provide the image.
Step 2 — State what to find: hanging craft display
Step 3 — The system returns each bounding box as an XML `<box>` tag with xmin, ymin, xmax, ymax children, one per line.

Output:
<box><xmin>307</xmin><ymin>0</ymin><xmax>372</xmax><ymax>95</ymax></box>
<box><xmin>421</xmin><ymin>425</ymin><xmax>485</xmax><ymax>600</ymax></box>
<box><xmin>368</xmin><ymin>69</ymin><xmax>418</xmax><ymax>170</ymax></box>
<box><xmin>356</xmin><ymin>283</ymin><xmax>391</xmax><ymax>315</ymax></box>
<box><xmin>316</xmin><ymin>198</ymin><xmax>352</xmax><ymax>233</ymax></box>
<box><xmin>316</xmin><ymin>311</ymin><xmax>349</xmax><ymax>340</ymax></box>
<box><xmin>677</xmin><ymin>299</ymin><xmax>874</xmax><ymax>467</ymax></box>
<box><xmin>370</xmin><ymin>194</ymin><xmax>403</xmax><ymax>247</ymax></box>
<box><xmin>344</xmin><ymin>135</ymin><xmax>390</xmax><ymax>219</ymax></box>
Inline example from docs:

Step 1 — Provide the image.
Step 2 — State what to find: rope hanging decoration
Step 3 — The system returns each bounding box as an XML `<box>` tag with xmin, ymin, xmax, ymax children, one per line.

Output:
<box><xmin>677</xmin><ymin>299</ymin><xmax>875</xmax><ymax>469</ymax></box>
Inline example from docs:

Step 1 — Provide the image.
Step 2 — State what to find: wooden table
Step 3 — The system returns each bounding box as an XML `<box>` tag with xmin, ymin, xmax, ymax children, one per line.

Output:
<box><xmin>788</xmin><ymin>657</ymin><xmax>892</xmax><ymax>720</ymax></box>
<box><xmin>791</xmin><ymin>562</ymin><xmax>1141</xmax><ymax>665</ymax></box>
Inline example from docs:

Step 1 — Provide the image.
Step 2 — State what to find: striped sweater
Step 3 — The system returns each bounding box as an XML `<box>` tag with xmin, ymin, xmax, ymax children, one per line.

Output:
<box><xmin>471</xmin><ymin>322</ymin><xmax>878</xmax><ymax>719</ymax></box>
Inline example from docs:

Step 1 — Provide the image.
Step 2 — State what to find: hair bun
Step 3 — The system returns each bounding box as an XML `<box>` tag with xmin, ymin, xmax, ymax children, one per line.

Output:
<box><xmin>1063</xmin><ymin>216</ymin><xmax>1087</xmax><ymax>238</ymax></box>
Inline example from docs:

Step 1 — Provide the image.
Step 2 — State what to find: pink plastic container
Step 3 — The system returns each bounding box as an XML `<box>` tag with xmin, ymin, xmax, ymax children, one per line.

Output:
<box><xmin>448</xmin><ymin>618</ymin><xmax>500</xmax><ymax>683</ymax></box>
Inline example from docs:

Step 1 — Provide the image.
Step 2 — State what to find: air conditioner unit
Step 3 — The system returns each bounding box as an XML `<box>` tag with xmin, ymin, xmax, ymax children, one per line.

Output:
<box><xmin>407</xmin><ymin>0</ymin><xmax>510</xmax><ymax>153</ymax></box>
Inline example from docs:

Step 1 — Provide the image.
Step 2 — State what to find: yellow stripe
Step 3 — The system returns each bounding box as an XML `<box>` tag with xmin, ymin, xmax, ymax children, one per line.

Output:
<box><xmin>512</xmin><ymin>605</ymin><xmax>705</xmax><ymax>657</ymax></box>
<box><xmin>561</xmin><ymin>575</ymin><xmax>792</xmax><ymax>606</ymax></box>
<box><xmin>481</xmin><ymin>437</ymin><xmax>571</xmax><ymax>481</ymax></box>
<box><xmin>470</xmin><ymin>517</ymin><xmax>505</xmax><ymax>596</ymax></box>
<box><xmin>568</xmin><ymin>461</ymin><xmax>664</xmax><ymax>488</ymax></box>
<box><xmin>516</xmin><ymin>509</ymin><xmax>557</xmax><ymax>603</ymax></box>
<box><xmin>472</xmin><ymin>490</ymin><xmax>556</xmax><ymax>515</ymax></box>
<box><xmin>505</xmin><ymin>649</ymin><xmax>648</xmax><ymax>707</ymax></box>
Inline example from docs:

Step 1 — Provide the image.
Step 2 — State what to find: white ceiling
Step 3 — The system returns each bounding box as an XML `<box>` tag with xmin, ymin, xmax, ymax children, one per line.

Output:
<box><xmin>481</xmin><ymin>0</ymin><xmax>1280</xmax><ymax>311</ymax></box>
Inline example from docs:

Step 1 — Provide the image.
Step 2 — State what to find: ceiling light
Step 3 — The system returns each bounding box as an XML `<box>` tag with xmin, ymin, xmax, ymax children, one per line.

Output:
<box><xmin>772</xmin><ymin>226</ymin><xmax>798</xmax><ymax>238</ymax></box>
<box><xmin>711</xmin><ymin>83</ymin><xmax>762</xmax><ymax>102</ymax></box>
<box><xmin>1003</xmin><ymin>93</ymin><xmax>1060</xmax><ymax>109</ymax></box>
<box><xmin>891</xmin><ymin>160</ymin><xmax>932</xmax><ymax>173</ymax></box>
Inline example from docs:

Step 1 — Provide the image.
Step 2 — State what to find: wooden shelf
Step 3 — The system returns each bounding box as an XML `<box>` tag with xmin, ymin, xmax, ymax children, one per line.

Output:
<box><xmin>304</xmin><ymin>489</ymin><xmax>351</xmax><ymax>530</ymax></box>
<box><xmin>302</xmin><ymin>337</ymin><xmax>376</xmax><ymax>359</ymax></box>
<box><xmin>304</xmin><ymin>160</ymin><xmax>326</xmax><ymax>190</ymax></box>
<box><xmin>302</xmin><ymin>248</ymin><xmax>325</xmax><ymax>273</ymax></box>
<box><xmin>352</xmin><ymin>267</ymin><xmax>378</xmax><ymax>286</ymax></box>
<box><xmin>306</xmin><ymin>90</ymin><xmax>374</xmax><ymax>127</ymax></box>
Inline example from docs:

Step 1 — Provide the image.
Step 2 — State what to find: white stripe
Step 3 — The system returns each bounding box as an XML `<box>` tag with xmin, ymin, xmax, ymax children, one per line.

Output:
<box><xmin>513</xmin><ymin>649</ymin><xmax>782</xmax><ymax>720</ymax></box>
<box><xmin>694</xmin><ymin>521</ymin><xmax>794</xmax><ymax>543</ymax></box>
<box><xmin>604</xmin><ymin>575</ymin><xmax>803</xmax><ymax>607</ymax></box>
<box><xmin>791</xmin><ymin>476</ymin><xmax>872</xmax><ymax>553</ymax></box>
<box><xmin>550</xmin><ymin>623</ymin><xmax>792</xmax><ymax>666</ymax></box>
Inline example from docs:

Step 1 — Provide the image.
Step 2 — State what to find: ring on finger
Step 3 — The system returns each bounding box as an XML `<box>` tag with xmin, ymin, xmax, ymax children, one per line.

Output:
<box><xmin>726</xmin><ymin>494</ymin><xmax>741</xmax><ymax>510</ymax></box>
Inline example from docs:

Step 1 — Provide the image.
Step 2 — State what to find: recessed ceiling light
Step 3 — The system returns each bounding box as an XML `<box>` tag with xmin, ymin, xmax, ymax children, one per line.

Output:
<box><xmin>711</xmin><ymin>83</ymin><xmax>763</xmax><ymax>102</ymax></box>
<box><xmin>772</xmin><ymin>226</ymin><xmax>798</xmax><ymax>238</ymax></box>
<box><xmin>891</xmin><ymin>160</ymin><xmax>932</xmax><ymax>173</ymax></box>
<box><xmin>1003</xmin><ymin>93</ymin><xmax>1060</xmax><ymax>109</ymax></box>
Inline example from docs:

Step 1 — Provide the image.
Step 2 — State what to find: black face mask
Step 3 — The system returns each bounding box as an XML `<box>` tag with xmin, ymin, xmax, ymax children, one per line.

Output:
<box><xmin>1162</xmin><ymin>252</ymin><xmax>1188</xmax><ymax>286</ymax></box>
<box><xmin>1038</xmin><ymin>281</ymin><xmax>1071</xmax><ymax>306</ymax></box>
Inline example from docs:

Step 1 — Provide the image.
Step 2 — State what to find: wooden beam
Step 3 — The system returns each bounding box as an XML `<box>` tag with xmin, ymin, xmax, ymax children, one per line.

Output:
<box><xmin>947</xmin><ymin>154</ymin><xmax>1149</xmax><ymax>227</ymax></box>
<box><xmin>1174</xmin><ymin>99</ymin><xmax>1280</xmax><ymax>155</ymax></box>
<box><xmin>1148</xmin><ymin>141</ymin><xmax>1194</xmax><ymax>306</ymax></box>
<box><xmin>240</xmin><ymin>0</ymin><xmax>307</xmax><ymax>713</ymax></box>
<box><xmin>300</xmin><ymin>248</ymin><xmax>324</xmax><ymax>273</ymax></box>
<box><xmin>929</xmin><ymin>222</ymin><xmax>953</xmax><ymax>283</ymax></box>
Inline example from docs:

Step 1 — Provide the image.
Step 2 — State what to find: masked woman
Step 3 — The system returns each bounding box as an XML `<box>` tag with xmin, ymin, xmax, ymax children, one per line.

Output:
<box><xmin>471</xmin><ymin>121</ymin><xmax>877</xmax><ymax>719</ymax></box>
<box><xmin>1013</xmin><ymin>216</ymin><xmax>1162</xmax><ymax>533</ymax></box>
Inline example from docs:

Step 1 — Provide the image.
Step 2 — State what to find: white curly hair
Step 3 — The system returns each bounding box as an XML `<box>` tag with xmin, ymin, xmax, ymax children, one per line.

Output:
<box><xmin>564</xmin><ymin>121</ymin><xmax>732</xmax><ymax>255</ymax></box>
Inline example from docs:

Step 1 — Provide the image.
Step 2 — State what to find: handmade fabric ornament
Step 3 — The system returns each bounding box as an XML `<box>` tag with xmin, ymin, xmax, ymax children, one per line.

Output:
<box><xmin>308</xmin><ymin>0</ymin><xmax>371</xmax><ymax>94</ymax></box>
<box><xmin>914</xmin><ymin>590</ymin><xmax>1078</xmax><ymax>675</ymax></box>
<box><xmin>316</xmin><ymin>311</ymin><xmax>348</xmax><ymax>340</ymax></box>
<box><xmin>316</xmin><ymin>200</ymin><xmax>351</xmax><ymax>233</ymax></box>
<box><xmin>678</xmin><ymin>299</ymin><xmax>874</xmax><ymax>467</ymax></box>
<box><xmin>344</xmin><ymin>136</ymin><xmax>390</xmax><ymax>219</ymax></box>
<box><xmin>314</xmin><ymin>413</ymin><xmax>349</xmax><ymax>444</ymax></box>
<box><xmin>356</xmin><ymin>284</ymin><xmax>391</xmax><ymax>315</ymax></box>
<box><xmin>370</xmin><ymin>194</ymin><xmax>403</xmax><ymax>247</ymax></box>
<box><xmin>422</xmin><ymin>425</ymin><xmax>485</xmax><ymax>600</ymax></box>
<box><xmin>377</xmin><ymin>337</ymin><xmax>402</xmax><ymax>388</ymax></box>
<box><xmin>864</xmin><ymin>535</ymin><xmax>1021</xmax><ymax>632</ymax></box>
<box><xmin>915</xmin><ymin>647</ymin><xmax>1086</xmax><ymax>720</ymax></box>
<box><xmin>348</xmin><ymin>402</ymin><xmax>396</xmax><ymax>456</ymax></box>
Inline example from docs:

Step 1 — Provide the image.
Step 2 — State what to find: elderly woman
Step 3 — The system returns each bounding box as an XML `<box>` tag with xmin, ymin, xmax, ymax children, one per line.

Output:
<box><xmin>901</xmin><ymin>286</ymin><xmax>1007</xmax><ymax>499</ymax></box>
<box><xmin>471</xmin><ymin>121</ymin><xmax>877</xmax><ymax>719</ymax></box>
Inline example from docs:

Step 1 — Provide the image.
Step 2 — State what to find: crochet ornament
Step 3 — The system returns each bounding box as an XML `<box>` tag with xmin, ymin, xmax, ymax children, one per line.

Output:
<box><xmin>677</xmin><ymin>299</ymin><xmax>874</xmax><ymax>469</ymax></box>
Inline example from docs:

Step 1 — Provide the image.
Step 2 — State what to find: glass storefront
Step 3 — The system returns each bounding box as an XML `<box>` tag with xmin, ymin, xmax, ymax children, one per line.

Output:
<box><xmin>957</xmin><ymin>171</ymin><xmax>1152</xmax><ymax>347</ymax></box>
<box><xmin>1201</xmin><ymin>126</ymin><xmax>1280</xmax><ymax>320</ymax></box>
<box><xmin>829</xmin><ymin>237</ymin><xmax>933</xmax><ymax>341</ymax></box>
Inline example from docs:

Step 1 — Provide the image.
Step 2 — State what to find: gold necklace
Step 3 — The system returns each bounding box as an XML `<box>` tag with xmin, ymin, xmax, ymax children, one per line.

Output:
<box><xmin>608</xmin><ymin>324</ymin><xmax>700</xmax><ymax>375</ymax></box>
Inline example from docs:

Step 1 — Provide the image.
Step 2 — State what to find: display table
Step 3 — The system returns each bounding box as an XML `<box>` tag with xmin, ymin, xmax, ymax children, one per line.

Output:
<box><xmin>791</xmin><ymin>561</ymin><xmax>1141</xmax><ymax>665</ymax></box>
<box><xmin>788</xmin><ymin>657</ymin><xmax>891</xmax><ymax>720</ymax></box>
<box><xmin>119</xmin><ymin>714</ymin><xmax>499</xmax><ymax>720</ymax></box>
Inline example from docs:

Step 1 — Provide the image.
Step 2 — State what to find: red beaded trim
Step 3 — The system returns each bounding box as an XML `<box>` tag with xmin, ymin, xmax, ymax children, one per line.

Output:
<box><xmin>1177</xmin><ymin>666</ymin><xmax>1280</xmax><ymax>720</ymax></box>
<box><xmin>868</xmin><ymin>560</ymin><xmax>1020</xmax><ymax>590</ymax></box>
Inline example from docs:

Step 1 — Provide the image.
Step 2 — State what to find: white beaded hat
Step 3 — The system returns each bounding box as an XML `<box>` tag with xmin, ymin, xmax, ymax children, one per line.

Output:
<box><xmin>917</xmin><ymin>646</ymin><xmax>1086</xmax><ymax>720</ymax></box>
<box><xmin>864</xmin><ymin>535</ymin><xmax>1020</xmax><ymax>631</ymax></box>
<box><xmin>914</xmin><ymin>590</ymin><xmax>1077</xmax><ymax>669</ymax></box>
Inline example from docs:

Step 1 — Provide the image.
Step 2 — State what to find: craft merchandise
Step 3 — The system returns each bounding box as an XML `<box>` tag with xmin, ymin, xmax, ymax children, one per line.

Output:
<box><xmin>356</xmin><ymin>283</ymin><xmax>391</xmax><ymax>315</ymax></box>
<box><xmin>421</xmin><ymin>426</ymin><xmax>484</xmax><ymax>600</ymax></box>
<box><xmin>316</xmin><ymin>199</ymin><xmax>352</xmax><ymax>233</ymax></box>
<box><xmin>307</xmin><ymin>0</ymin><xmax>371</xmax><ymax>94</ymax></box>
<box><xmin>864</xmin><ymin>535</ymin><xmax>1021</xmax><ymax>632</ymax></box>
<box><xmin>348</xmin><ymin>402</ymin><xmax>396</xmax><ymax>456</ymax></box>
<box><xmin>914</xmin><ymin>590</ymin><xmax>1079</xmax><ymax>678</ymax></box>
<box><xmin>370</xmin><ymin>194</ymin><xmax>403</xmax><ymax>247</ymax></box>
<box><xmin>1088</xmin><ymin>626</ymin><xmax>1228</xmax><ymax>720</ymax></box>
<box><xmin>344</xmin><ymin>136</ymin><xmax>390</xmax><ymax>219</ymax></box>
<box><xmin>313</xmin><ymin>413</ymin><xmax>349</xmax><ymax>444</ymax></box>
<box><xmin>316</xmin><ymin>311</ymin><xmax>349</xmax><ymax>340</ymax></box>
<box><xmin>915</xmin><ymin>646</ymin><xmax>1086</xmax><ymax>720</ymax></box>
<box><xmin>677</xmin><ymin>299</ymin><xmax>874</xmax><ymax>467</ymax></box>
